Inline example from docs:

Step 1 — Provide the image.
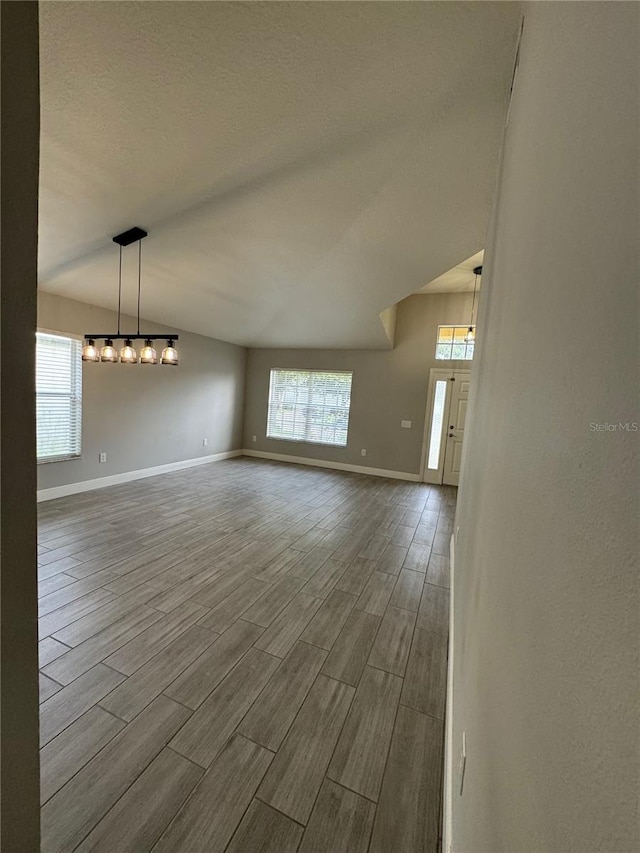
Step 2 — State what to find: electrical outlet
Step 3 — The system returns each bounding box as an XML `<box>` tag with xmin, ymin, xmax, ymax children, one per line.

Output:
<box><xmin>361</xmin><ymin>449</ymin><xmax>367</xmax><ymax>457</ymax></box>
<box><xmin>202</xmin><ymin>438</ymin><xmax>208</xmax><ymax>447</ymax></box>
<box><xmin>252</xmin><ymin>435</ymin><xmax>257</xmax><ymax>442</ymax></box>
<box><xmin>401</xmin><ymin>420</ymin><xmax>412</xmax><ymax>429</ymax></box>
<box><xmin>99</xmin><ymin>452</ymin><xmax>107</xmax><ymax>463</ymax></box>
<box><xmin>459</xmin><ymin>731</ymin><xmax>467</xmax><ymax>795</ymax></box>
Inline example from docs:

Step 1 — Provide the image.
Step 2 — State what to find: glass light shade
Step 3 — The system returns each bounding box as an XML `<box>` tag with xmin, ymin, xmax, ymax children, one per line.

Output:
<box><xmin>100</xmin><ymin>339</ymin><xmax>119</xmax><ymax>362</ymax></box>
<box><xmin>139</xmin><ymin>339</ymin><xmax>157</xmax><ymax>364</ymax></box>
<box><xmin>120</xmin><ymin>339</ymin><xmax>138</xmax><ymax>363</ymax></box>
<box><xmin>161</xmin><ymin>340</ymin><xmax>178</xmax><ymax>365</ymax></box>
<box><xmin>82</xmin><ymin>339</ymin><xmax>100</xmax><ymax>362</ymax></box>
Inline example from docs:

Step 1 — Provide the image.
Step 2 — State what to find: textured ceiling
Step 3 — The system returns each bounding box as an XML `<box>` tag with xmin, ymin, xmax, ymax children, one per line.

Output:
<box><xmin>38</xmin><ymin>1</ymin><xmax>521</xmax><ymax>348</ymax></box>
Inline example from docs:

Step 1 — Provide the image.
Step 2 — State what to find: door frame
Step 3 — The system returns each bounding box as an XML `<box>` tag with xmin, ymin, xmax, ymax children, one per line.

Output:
<box><xmin>420</xmin><ymin>368</ymin><xmax>471</xmax><ymax>484</ymax></box>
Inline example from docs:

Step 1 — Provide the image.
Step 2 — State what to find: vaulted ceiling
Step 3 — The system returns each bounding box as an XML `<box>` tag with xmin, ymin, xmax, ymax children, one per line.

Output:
<box><xmin>419</xmin><ymin>250</ymin><xmax>485</xmax><ymax>294</ymax></box>
<box><xmin>38</xmin><ymin>1</ymin><xmax>520</xmax><ymax>349</ymax></box>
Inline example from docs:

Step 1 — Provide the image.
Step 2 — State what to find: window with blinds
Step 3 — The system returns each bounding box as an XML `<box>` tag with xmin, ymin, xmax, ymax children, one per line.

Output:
<box><xmin>36</xmin><ymin>332</ymin><xmax>82</xmax><ymax>463</ymax></box>
<box><xmin>266</xmin><ymin>369</ymin><xmax>353</xmax><ymax>447</ymax></box>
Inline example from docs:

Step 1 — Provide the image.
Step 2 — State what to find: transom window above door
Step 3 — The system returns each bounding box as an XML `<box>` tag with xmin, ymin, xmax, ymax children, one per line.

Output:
<box><xmin>267</xmin><ymin>368</ymin><xmax>353</xmax><ymax>447</ymax></box>
<box><xmin>435</xmin><ymin>325</ymin><xmax>475</xmax><ymax>360</ymax></box>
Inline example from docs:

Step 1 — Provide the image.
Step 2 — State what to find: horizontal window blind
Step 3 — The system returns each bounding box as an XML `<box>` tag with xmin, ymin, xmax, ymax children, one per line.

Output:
<box><xmin>36</xmin><ymin>332</ymin><xmax>82</xmax><ymax>462</ymax></box>
<box><xmin>267</xmin><ymin>369</ymin><xmax>353</xmax><ymax>447</ymax></box>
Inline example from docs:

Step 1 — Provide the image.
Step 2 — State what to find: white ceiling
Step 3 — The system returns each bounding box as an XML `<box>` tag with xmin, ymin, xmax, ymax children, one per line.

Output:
<box><xmin>418</xmin><ymin>250</ymin><xmax>485</xmax><ymax>294</ymax></box>
<box><xmin>38</xmin><ymin>2</ymin><xmax>520</xmax><ymax>349</ymax></box>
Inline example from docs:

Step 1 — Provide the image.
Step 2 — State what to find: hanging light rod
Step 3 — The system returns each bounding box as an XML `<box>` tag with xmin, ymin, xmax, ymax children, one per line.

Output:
<box><xmin>464</xmin><ymin>265</ymin><xmax>483</xmax><ymax>345</ymax></box>
<box><xmin>82</xmin><ymin>334</ymin><xmax>179</xmax><ymax>341</ymax></box>
<box><xmin>83</xmin><ymin>227</ymin><xmax>180</xmax><ymax>364</ymax></box>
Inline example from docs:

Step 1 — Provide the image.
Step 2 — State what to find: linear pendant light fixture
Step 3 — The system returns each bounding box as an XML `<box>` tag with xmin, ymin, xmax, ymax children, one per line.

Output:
<box><xmin>464</xmin><ymin>264</ymin><xmax>482</xmax><ymax>344</ymax></box>
<box><xmin>82</xmin><ymin>227</ymin><xmax>179</xmax><ymax>365</ymax></box>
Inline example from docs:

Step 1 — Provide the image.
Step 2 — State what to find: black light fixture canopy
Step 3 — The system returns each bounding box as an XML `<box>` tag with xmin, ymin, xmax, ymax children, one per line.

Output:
<box><xmin>113</xmin><ymin>226</ymin><xmax>148</xmax><ymax>247</ymax></box>
<box><xmin>83</xmin><ymin>227</ymin><xmax>180</xmax><ymax>364</ymax></box>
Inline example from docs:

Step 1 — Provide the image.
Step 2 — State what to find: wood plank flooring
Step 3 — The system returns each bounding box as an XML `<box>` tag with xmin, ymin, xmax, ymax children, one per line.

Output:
<box><xmin>38</xmin><ymin>457</ymin><xmax>455</xmax><ymax>852</ymax></box>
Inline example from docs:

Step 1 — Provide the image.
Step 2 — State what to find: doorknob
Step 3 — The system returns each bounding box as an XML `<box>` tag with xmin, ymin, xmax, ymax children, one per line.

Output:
<box><xmin>449</xmin><ymin>425</ymin><xmax>454</xmax><ymax>429</ymax></box>
<box><xmin>448</xmin><ymin>433</ymin><xmax>453</xmax><ymax>438</ymax></box>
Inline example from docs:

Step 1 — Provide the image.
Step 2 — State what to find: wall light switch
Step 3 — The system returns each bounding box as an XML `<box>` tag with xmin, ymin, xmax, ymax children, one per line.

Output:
<box><xmin>99</xmin><ymin>452</ymin><xmax>107</xmax><ymax>463</ymax></box>
<box><xmin>202</xmin><ymin>438</ymin><xmax>208</xmax><ymax>447</ymax></box>
<box><xmin>360</xmin><ymin>449</ymin><xmax>367</xmax><ymax>457</ymax></box>
<box><xmin>401</xmin><ymin>420</ymin><xmax>412</xmax><ymax>429</ymax></box>
<box><xmin>252</xmin><ymin>435</ymin><xmax>257</xmax><ymax>442</ymax></box>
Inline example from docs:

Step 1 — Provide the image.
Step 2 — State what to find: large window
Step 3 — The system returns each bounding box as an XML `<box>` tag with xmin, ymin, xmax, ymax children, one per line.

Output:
<box><xmin>435</xmin><ymin>325</ymin><xmax>475</xmax><ymax>360</ymax></box>
<box><xmin>267</xmin><ymin>369</ymin><xmax>353</xmax><ymax>447</ymax></box>
<box><xmin>36</xmin><ymin>331</ymin><xmax>82</xmax><ymax>462</ymax></box>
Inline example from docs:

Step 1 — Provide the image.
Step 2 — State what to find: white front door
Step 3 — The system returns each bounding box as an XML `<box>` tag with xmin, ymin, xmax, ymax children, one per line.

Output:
<box><xmin>422</xmin><ymin>369</ymin><xmax>471</xmax><ymax>485</ymax></box>
<box><xmin>442</xmin><ymin>372</ymin><xmax>470</xmax><ymax>486</ymax></box>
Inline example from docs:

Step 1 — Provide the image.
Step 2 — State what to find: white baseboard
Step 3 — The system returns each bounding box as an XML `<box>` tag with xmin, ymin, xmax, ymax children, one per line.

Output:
<box><xmin>443</xmin><ymin>533</ymin><xmax>455</xmax><ymax>853</ymax></box>
<box><xmin>241</xmin><ymin>449</ymin><xmax>421</xmax><ymax>482</ymax></box>
<box><xmin>37</xmin><ymin>450</ymin><xmax>243</xmax><ymax>502</ymax></box>
<box><xmin>38</xmin><ymin>448</ymin><xmax>420</xmax><ymax>502</ymax></box>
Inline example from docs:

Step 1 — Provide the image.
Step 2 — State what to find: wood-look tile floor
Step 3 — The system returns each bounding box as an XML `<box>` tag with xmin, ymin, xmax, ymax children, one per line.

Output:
<box><xmin>38</xmin><ymin>457</ymin><xmax>455</xmax><ymax>853</ymax></box>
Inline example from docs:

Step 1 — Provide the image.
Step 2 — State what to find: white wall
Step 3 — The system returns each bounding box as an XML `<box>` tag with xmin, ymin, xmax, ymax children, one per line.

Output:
<box><xmin>451</xmin><ymin>3</ymin><xmax>639</xmax><ymax>851</ymax></box>
<box><xmin>38</xmin><ymin>292</ymin><xmax>246</xmax><ymax>490</ymax></box>
<box><xmin>244</xmin><ymin>291</ymin><xmax>475</xmax><ymax>476</ymax></box>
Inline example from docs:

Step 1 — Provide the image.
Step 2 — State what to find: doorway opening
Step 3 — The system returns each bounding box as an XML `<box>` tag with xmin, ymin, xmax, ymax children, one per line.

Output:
<box><xmin>421</xmin><ymin>368</ymin><xmax>470</xmax><ymax>485</ymax></box>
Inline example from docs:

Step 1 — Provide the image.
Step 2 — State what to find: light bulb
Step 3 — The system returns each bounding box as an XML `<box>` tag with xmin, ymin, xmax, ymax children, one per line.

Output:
<box><xmin>161</xmin><ymin>339</ymin><xmax>178</xmax><ymax>365</ymax></box>
<box><xmin>139</xmin><ymin>339</ymin><xmax>157</xmax><ymax>364</ymax></box>
<box><xmin>82</xmin><ymin>339</ymin><xmax>100</xmax><ymax>362</ymax></box>
<box><xmin>120</xmin><ymin>339</ymin><xmax>138</xmax><ymax>364</ymax></box>
<box><xmin>100</xmin><ymin>339</ymin><xmax>119</xmax><ymax>362</ymax></box>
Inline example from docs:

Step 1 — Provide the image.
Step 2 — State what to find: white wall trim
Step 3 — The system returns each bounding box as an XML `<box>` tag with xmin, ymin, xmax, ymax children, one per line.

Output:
<box><xmin>37</xmin><ymin>448</ymin><xmax>421</xmax><ymax>501</ymax></box>
<box><xmin>443</xmin><ymin>533</ymin><xmax>456</xmax><ymax>853</ymax></box>
<box><xmin>242</xmin><ymin>449</ymin><xmax>421</xmax><ymax>481</ymax></box>
<box><xmin>37</xmin><ymin>450</ymin><xmax>243</xmax><ymax>502</ymax></box>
